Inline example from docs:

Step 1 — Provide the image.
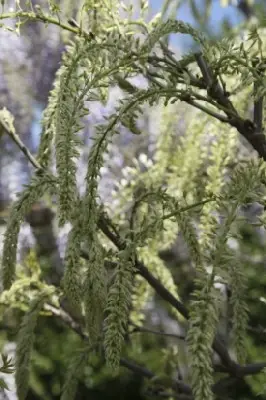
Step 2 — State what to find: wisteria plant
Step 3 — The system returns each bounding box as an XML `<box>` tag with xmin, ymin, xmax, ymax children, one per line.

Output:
<box><xmin>0</xmin><ymin>1</ymin><xmax>266</xmax><ymax>399</ymax></box>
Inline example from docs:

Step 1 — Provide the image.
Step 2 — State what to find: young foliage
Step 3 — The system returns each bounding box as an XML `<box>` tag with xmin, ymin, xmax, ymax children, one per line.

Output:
<box><xmin>1</xmin><ymin>172</ymin><xmax>56</xmax><ymax>290</ymax></box>
<box><xmin>104</xmin><ymin>245</ymin><xmax>136</xmax><ymax>370</ymax></box>
<box><xmin>83</xmin><ymin>237</ymin><xmax>107</xmax><ymax>344</ymax></box>
<box><xmin>62</xmin><ymin>219</ymin><xmax>83</xmax><ymax>310</ymax></box>
<box><xmin>60</xmin><ymin>344</ymin><xmax>90</xmax><ymax>400</ymax></box>
<box><xmin>15</xmin><ymin>290</ymin><xmax>52</xmax><ymax>400</ymax></box>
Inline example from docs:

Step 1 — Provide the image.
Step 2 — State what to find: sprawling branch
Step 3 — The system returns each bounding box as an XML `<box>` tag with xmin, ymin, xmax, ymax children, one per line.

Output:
<box><xmin>2</xmin><ymin>126</ymin><xmax>266</xmax><ymax>395</ymax></box>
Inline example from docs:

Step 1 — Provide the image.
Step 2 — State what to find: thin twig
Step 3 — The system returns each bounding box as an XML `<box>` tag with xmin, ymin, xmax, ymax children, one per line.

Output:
<box><xmin>44</xmin><ymin>303</ymin><xmax>86</xmax><ymax>339</ymax></box>
<box><xmin>0</xmin><ymin>11</ymin><xmax>88</xmax><ymax>38</ymax></box>
<box><xmin>163</xmin><ymin>198</ymin><xmax>216</xmax><ymax>221</ymax></box>
<box><xmin>184</xmin><ymin>98</ymin><xmax>229</xmax><ymax>123</ymax></box>
<box><xmin>130</xmin><ymin>324</ymin><xmax>185</xmax><ymax>340</ymax></box>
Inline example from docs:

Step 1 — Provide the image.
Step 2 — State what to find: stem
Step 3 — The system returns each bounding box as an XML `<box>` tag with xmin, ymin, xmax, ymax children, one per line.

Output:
<box><xmin>0</xmin><ymin>109</ymin><xmax>42</xmax><ymax>170</ymax></box>
<box><xmin>0</xmin><ymin>11</ymin><xmax>79</xmax><ymax>35</ymax></box>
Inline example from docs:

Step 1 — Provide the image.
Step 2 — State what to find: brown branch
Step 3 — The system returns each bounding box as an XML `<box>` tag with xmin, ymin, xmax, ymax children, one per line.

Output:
<box><xmin>145</xmin><ymin>51</ymin><xmax>266</xmax><ymax>160</ymax></box>
<box><xmin>253</xmin><ymin>59</ymin><xmax>264</xmax><ymax>134</ymax></box>
<box><xmin>194</xmin><ymin>52</ymin><xmax>237</xmax><ymax>111</ymax></box>
<box><xmin>194</xmin><ymin>52</ymin><xmax>266</xmax><ymax>161</ymax></box>
<box><xmin>254</xmin><ymin>95</ymin><xmax>263</xmax><ymax>132</ymax></box>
